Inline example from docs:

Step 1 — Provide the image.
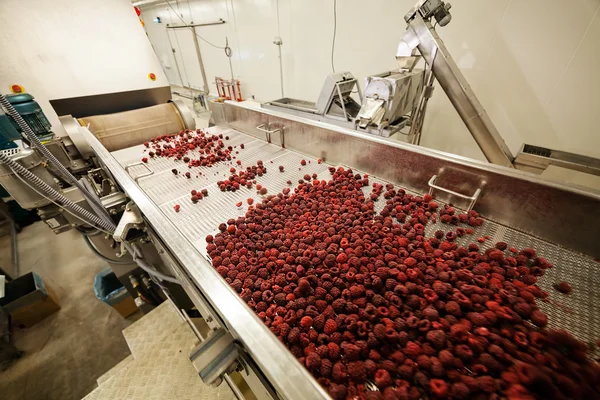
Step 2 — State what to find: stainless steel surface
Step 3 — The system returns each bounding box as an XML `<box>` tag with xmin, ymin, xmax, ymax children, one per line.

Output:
<box><xmin>255</xmin><ymin>123</ymin><xmax>282</xmax><ymax>144</ymax></box>
<box><xmin>266</xmin><ymin>98</ymin><xmax>318</xmax><ymax>114</ymax></box>
<box><xmin>222</xmin><ymin>102</ymin><xmax>600</xmax><ymax>258</ymax></box>
<box><xmin>358</xmin><ymin>69</ymin><xmax>423</xmax><ymax>131</ymax></box>
<box><xmin>514</xmin><ymin>143</ymin><xmax>600</xmax><ymax>176</ymax></box>
<box><xmin>428</xmin><ymin>174</ymin><xmax>482</xmax><ymax>211</ymax></box>
<box><xmin>59</xmin><ymin>115</ymin><xmax>94</xmax><ymax>159</ymax></box>
<box><xmin>81</xmin><ymin>127</ymin><xmax>331</xmax><ymax>400</ymax></box>
<box><xmin>0</xmin><ymin>149</ymin><xmax>60</xmax><ymax>209</ymax></box>
<box><xmin>398</xmin><ymin>7</ymin><xmax>514</xmax><ymax>167</ymax></box>
<box><xmin>113</xmin><ymin>202</ymin><xmax>145</xmax><ymax>243</ymax></box>
<box><xmin>125</xmin><ymin>161</ymin><xmax>154</xmax><ymax>182</ymax></box>
<box><xmin>170</xmin><ymin>98</ymin><xmax>196</xmax><ymax>130</ymax></box>
<box><xmin>315</xmin><ymin>72</ymin><xmax>361</xmax><ymax>118</ymax></box>
<box><xmin>189</xmin><ymin>328</ymin><xmax>239</xmax><ymax>386</ymax></box>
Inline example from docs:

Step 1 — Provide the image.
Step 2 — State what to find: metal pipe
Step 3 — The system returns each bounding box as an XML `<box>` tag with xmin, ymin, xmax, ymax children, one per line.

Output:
<box><xmin>0</xmin><ymin>152</ymin><xmax>116</xmax><ymax>233</ymax></box>
<box><xmin>403</xmin><ymin>15</ymin><xmax>514</xmax><ymax>167</ymax></box>
<box><xmin>191</xmin><ymin>26</ymin><xmax>211</xmax><ymax>96</ymax></box>
<box><xmin>82</xmin><ymin>234</ymin><xmax>133</xmax><ymax>265</ymax></box>
<box><xmin>127</xmin><ymin>242</ymin><xmax>181</xmax><ymax>285</ymax></box>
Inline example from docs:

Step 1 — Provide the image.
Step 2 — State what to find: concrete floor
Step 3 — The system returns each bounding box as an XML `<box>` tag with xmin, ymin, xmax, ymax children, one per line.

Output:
<box><xmin>0</xmin><ymin>221</ymin><xmax>140</xmax><ymax>400</ymax></box>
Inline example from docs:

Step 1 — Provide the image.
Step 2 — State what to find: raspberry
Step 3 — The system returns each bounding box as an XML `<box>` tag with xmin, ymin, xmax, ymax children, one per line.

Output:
<box><xmin>306</xmin><ymin>352</ymin><xmax>321</xmax><ymax>372</ymax></box>
<box><xmin>467</xmin><ymin>312</ymin><xmax>489</xmax><ymax>327</ymax></box>
<box><xmin>364</xmin><ymin>359</ymin><xmax>377</xmax><ymax>377</ymax></box>
<box><xmin>313</xmin><ymin>314</ymin><xmax>326</xmax><ymax>332</ymax></box>
<box><xmin>324</xmin><ymin>319</ymin><xmax>338</xmax><ymax>334</ymax></box>
<box><xmin>288</xmin><ymin>327</ymin><xmax>300</xmax><ymax>343</ymax></box>
<box><xmin>530</xmin><ymin>309</ymin><xmax>548</xmax><ymax>327</ymax></box>
<box><xmin>426</xmin><ymin>330</ymin><xmax>446</xmax><ymax>350</ymax></box>
<box><xmin>328</xmin><ymin>383</ymin><xmax>347</xmax><ymax>400</ymax></box>
<box><xmin>347</xmin><ymin>361</ymin><xmax>366</xmax><ymax>381</ymax></box>
<box><xmin>476</xmin><ymin>375</ymin><xmax>496</xmax><ymax>393</ymax></box>
<box><xmin>553</xmin><ymin>281</ymin><xmax>573</xmax><ymax>295</ymax></box>
<box><xmin>300</xmin><ymin>316</ymin><xmax>313</xmax><ymax>329</ymax></box>
<box><xmin>438</xmin><ymin>349</ymin><xmax>455</xmax><ymax>367</ymax></box>
<box><xmin>450</xmin><ymin>382</ymin><xmax>470</xmax><ymax>399</ymax></box>
<box><xmin>320</xmin><ymin>358</ymin><xmax>333</xmax><ymax>378</ymax></box>
<box><xmin>331</xmin><ymin>362</ymin><xmax>347</xmax><ymax>383</ymax></box>
<box><xmin>454</xmin><ymin>344</ymin><xmax>473</xmax><ymax>361</ymax></box>
<box><xmin>374</xmin><ymin>369</ymin><xmax>392</xmax><ymax>389</ymax></box>
<box><xmin>430</xmin><ymin>379</ymin><xmax>449</xmax><ymax>397</ymax></box>
<box><xmin>342</xmin><ymin>342</ymin><xmax>361</xmax><ymax>361</ymax></box>
<box><xmin>445</xmin><ymin>301</ymin><xmax>462</xmax><ymax>316</ymax></box>
<box><xmin>404</xmin><ymin>341</ymin><xmax>422</xmax><ymax>359</ymax></box>
<box><xmin>373</xmin><ymin>324</ymin><xmax>387</xmax><ymax>341</ymax></box>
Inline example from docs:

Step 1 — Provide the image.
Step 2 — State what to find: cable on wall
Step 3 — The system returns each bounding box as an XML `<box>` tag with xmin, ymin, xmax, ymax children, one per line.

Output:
<box><xmin>331</xmin><ymin>0</ymin><xmax>337</xmax><ymax>73</ymax></box>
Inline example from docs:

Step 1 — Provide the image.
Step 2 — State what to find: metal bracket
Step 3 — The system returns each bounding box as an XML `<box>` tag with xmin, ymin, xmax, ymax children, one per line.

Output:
<box><xmin>125</xmin><ymin>161</ymin><xmax>154</xmax><ymax>182</ymax></box>
<box><xmin>428</xmin><ymin>175</ymin><xmax>482</xmax><ymax>211</ymax></box>
<box><xmin>189</xmin><ymin>328</ymin><xmax>240</xmax><ymax>387</ymax></box>
<box><xmin>113</xmin><ymin>202</ymin><xmax>145</xmax><ymax>246</ymax></box>
<box><xmin>256</xmin><ymin>123</ymin><xmax>284</xmax><ymax>146</ymax></box>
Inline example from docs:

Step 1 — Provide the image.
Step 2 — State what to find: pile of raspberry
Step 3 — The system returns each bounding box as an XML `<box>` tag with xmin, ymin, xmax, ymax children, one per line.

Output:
<box><xmin>206</xmin><ymin>167</ymin><xmax>599</xmax><ymax>399</ymax></box>
<box><xmin>143</xmin><ymin>130</ymin><xmax>234</xmax><ymax>167</ymax></box>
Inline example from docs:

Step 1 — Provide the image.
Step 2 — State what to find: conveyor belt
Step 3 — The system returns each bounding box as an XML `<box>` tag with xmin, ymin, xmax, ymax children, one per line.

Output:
<box><xmin>112</xmin><ymin>126</ymin><xmax>600</xmax><ymax>359</ymax></box>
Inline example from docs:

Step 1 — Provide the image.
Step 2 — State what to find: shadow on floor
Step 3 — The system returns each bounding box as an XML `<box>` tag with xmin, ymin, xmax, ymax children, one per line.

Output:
<box><xmin>0</xmin><ymin>222</ymin><xmax>141</xmax><ymax>400</ymax></box>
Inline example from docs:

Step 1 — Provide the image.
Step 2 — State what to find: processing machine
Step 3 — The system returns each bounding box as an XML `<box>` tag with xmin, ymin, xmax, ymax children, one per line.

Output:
<box><xmin>1</xmin><ymin>0</ymin><xmax>600</xmax><ymax>399</ymax></box>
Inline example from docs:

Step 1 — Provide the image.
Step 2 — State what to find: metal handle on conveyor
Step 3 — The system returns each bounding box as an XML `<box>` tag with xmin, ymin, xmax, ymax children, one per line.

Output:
<box><xmin>124</xmin><ymin>161</ymin><xmax>154</xmax><ymax>182</ymax></box>
<box><xmin>428</xmin><ymin>175</ymin><xmax>482</xmax><ymax>211</ymax></box>
<box><xmin>256</xmin><ymin>123</ymin><xmax>284</xmax><ymax>146</ymax></box>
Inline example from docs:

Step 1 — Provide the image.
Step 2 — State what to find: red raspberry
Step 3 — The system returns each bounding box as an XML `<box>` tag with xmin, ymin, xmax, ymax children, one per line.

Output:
<box><xmin>374</xmin><ymin>369</ymin><xmax>392</xmax><ymax>389</ymax></box>
<box><xmin>320</xmin><ymin>358</ymin><xmax>333</xmax><ymax>378</ymax></box>
<box><xmin>476</xmin><ymin>375</ymin><xmax>497</xmax><ymax>393</ymax></box>
<box><xmin>300</xmin><ymin>316</ymin><xmax>313</xmax><ymax>329</ymax></box>
<box><xmin>530</xmin><ymin>309</ymin><xmax>548</xmax><ymax>327</ymax></box>
<box><xmin>373</xmin><ymin>324</ymin><xmax>387</xmax><ymax>341</ymax></box>
<box><xmin>328</xmin><ymin>383</ymin><xmax>347</xmax><ymax>400</ymax></box>
<box><xmin>404</xmin><ymin>341</ymin><xmax>422</xmax><ymax>359</ymax></box>
<box><xmin>430</xmin><ymin>379</ymin><xmax>449</xmax><ymax>397</ymax></box>
<box><xmin>450</xmin><ymin>382</ymin><xmax>470</xmax><ymax>399</ymax></box>
<box><xmin>316</xmin><ymin>345</ymin><xmax>329</xmax><ymax>358</ymax></box>
<box><xmin>426</xmin><ymin>330</ymin><xmax>446</xmax><ymax>350</ymax></box>
<box><xmin>445</xmin><ymin>301</ymin><xmax>462</xmax><ymax>316</ymax></box>
<box><xmin>331</xmin><ymin>362</ymin><xmax>347</xmax><ymax>383</ymax></box>
<box><xmin>288</xmin><ymin>327</ymin><xmax>300</xmax><ymax>343</ymax></box>
<box><xmin>313</xmin><ymin>314</ymin><xmax>326</xmax><ymax>332</ymax></box>
<box><xmin>364</xmin><ymin>359</ymin><xmax>377</xmax><ymax>377</ymax></box>
<box><xmin>328</xmin><ymin>342</ymin><xmax>341</xmax><ymax>360</ymax></box>
<box><xmin>347</xmin><ymin>361</ymin><xmax>366</xmax><ymax>381</ymax></box>
<box><xmin>324</xmin><ymin>319</ymin><xmax>338</xmax><ymax>334</ymax></box>
<box><xmin>438</xmin><ymin>349</ymin><xmax>455</xmax><ymax>367</ymax></box>
<box><xmin>342</xmin><ymin>342</ymin><xmax>361</xmax><ymax>361</ymax></box>
<box><xmin>305</xmin><ymin>352</ymin><xmax>321</xmax><ymax>372</ymax></box>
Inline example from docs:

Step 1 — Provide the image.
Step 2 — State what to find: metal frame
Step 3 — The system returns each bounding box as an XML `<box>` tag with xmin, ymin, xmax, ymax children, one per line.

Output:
<box><xmin>79</xmin><ymin>128</ymin><xmax>330</xmax><ymax>400</ymax></box>
<box><xmin>223</xmin><ymin>101</ymin><xmax>600</xmax><ymax>258</ymax></box>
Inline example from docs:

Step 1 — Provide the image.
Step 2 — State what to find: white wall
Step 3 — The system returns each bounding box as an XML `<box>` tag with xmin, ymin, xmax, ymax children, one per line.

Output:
<box><xmin>141</xmin><ymin>0</ymin><xmax>600</xmax><ymax>187</ymax></box>
<box><xmin>0</xmin><ymin>0</ymin><xmax>169</xmax><ymax>136</ymax></box>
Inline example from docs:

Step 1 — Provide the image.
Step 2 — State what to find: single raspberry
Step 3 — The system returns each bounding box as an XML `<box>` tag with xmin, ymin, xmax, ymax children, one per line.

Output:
<box><xmin>375</xmin><ymin>369</ymin><xmax>392</xmax><ymax>389</ymax></box>
<box><xmin>300</xmin><ymin>316</ymin><xmax>313</xmax><ymax>329</ymax></box>
<box><xmin>305</xmin><ymin>352</ymin><xmax>321</xmax><ymax>372</ymax></box>
<box><xmin>476</xmin><ymin>375</ymin><xmax>496</xmax><ymax>393</ymax></box>
<box><xmin>320</xmin><ymin>358</ymin><xmax>333</xmax><ymax>378</ymax></box>
<box><xmin>313</xmin><ymin>314</ymin><xmax>326</xmax><ymax>332</ymax></box>
<box><xmin>530</xmin><ymin>309</ymin><xmax>548</xmax><ymax>327</ymax></box>
<box><xmin>288</xmin><ymin>327</ymin><xmax>300</xmax><ymax>343</ymax></box>
<box><xmin>347</xmin><ymin>361</ymin><xmax>367</xmax><ymax>381</ymax></box>
<box><xmin>438</xmin><ymin>349</ymin><xmax>455</xmax><ymax>367</ymax></box>
<box><xmin>553</xmin><ymin>281</ymin><xmax>572</xmax><ymax>295</ymax></box>
<box><xmin>404</xmin><ymin>341</ymin><xmax>422</xmax><ymax>359</ymax></box>
<box><xmin>328</xmin><ymin>383</ymin><xmax>347</xmax><ymax>400</ymax></box>
<box><xmin>430</xmin><ymin>379</ymin><xmax>449</xmax><ymax>397</ymax></box>
<box><xmin>331</xmin><ymin>362</ymin><xmax>346</xmax><ymax>383</ymax></box>
<box><xmin>342</xmin><ymin>342</ymin><xmax>361</xmax><ymax>361</ymax></box>
<box><xmin>324</xmin><ymin>319</ymin><xmax>338</xmax><ymax>334</ymax></box>
<box><xmin>426</xmin><ymin>330</ymin><xmax>446</xmax><ymax>350</ymax></box>
<box><xmin>450</xmin><ymin>382</ymin><xmax>470</xmax><ymax>399</ymax></box>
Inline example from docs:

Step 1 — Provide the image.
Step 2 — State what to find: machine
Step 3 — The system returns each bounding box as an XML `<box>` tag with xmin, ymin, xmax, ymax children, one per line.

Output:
<box><xmin>1</xmin><ymin>1</ymin><xmax>600</xmax><ymax>399</ymax></box>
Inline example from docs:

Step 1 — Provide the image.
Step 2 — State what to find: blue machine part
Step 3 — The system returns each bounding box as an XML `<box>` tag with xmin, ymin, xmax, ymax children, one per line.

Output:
<box><xmin>0</xmin><ymin>93</ymin><xmax>53</xmax><ymax>150</ymax></box>
<box><xmin>0</xmin><ymin>111</ymin><xmax>20</xmax><ymax>150</ymax></box>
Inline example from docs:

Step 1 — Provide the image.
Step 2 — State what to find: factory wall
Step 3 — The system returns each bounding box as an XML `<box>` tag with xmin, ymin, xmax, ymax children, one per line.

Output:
<box><xmin>0</xmin><ymin>0</ymin><xmax>169</xmax><ymax>136</ymax></box>
<box><xmin>140</xmin><ymin>0</ymin><xmax>600</xmax><ymax>189</ymax></box>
